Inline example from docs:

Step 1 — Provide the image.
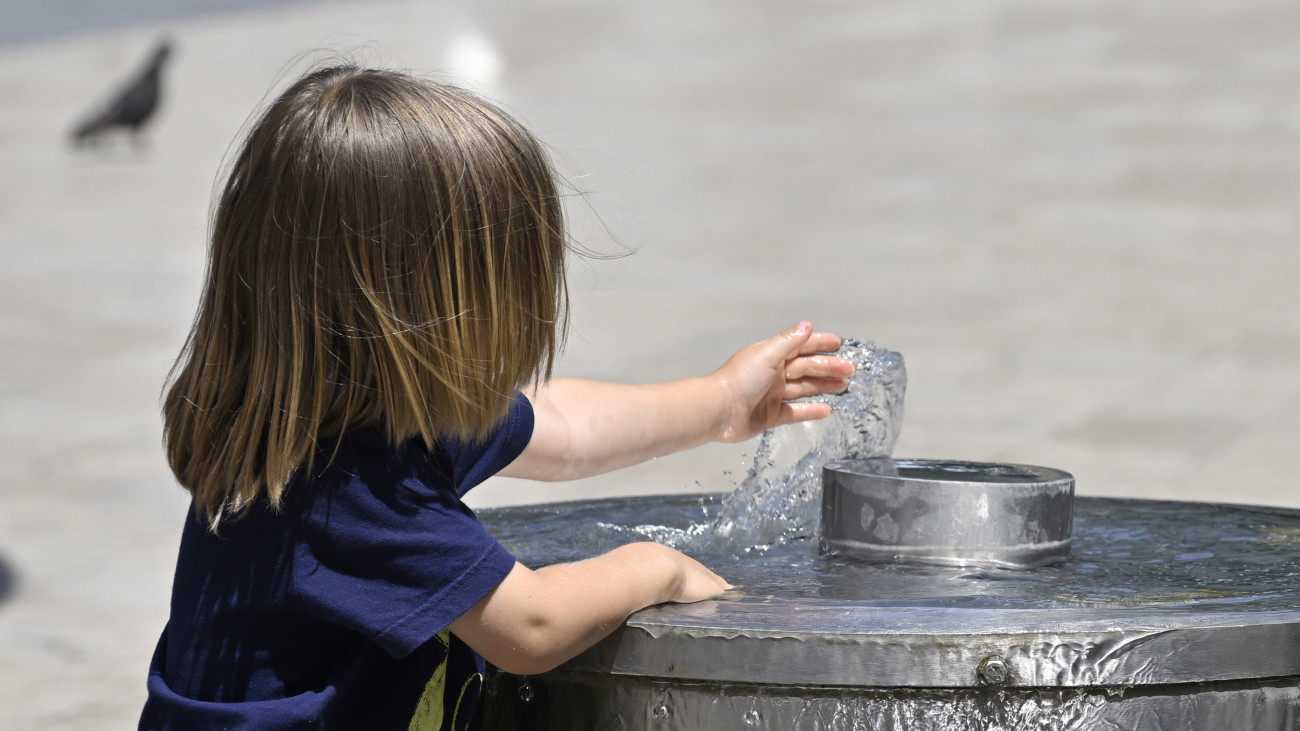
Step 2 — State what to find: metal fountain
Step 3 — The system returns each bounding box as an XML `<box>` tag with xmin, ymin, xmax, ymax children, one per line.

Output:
<box><xmin>477</xmin><ymin>343</ymin><xmax>1300</xmax><ymax>730</ymax></box>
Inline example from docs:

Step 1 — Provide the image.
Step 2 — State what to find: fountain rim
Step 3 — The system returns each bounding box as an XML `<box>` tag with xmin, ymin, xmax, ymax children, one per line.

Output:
<box><xmin>825</xmin><ymin>458</ymin><xmax>1076</xmax><ymax>488</ymax></box>
<box><xmin>566</xmin><ymin>602</ymin><xmax>1300</xmax><ymax>688</ymax></box>
<box><xmin>480</xmin><ymin>494</ymin><xmax>1300</xmax><ymax>690</ymax></box>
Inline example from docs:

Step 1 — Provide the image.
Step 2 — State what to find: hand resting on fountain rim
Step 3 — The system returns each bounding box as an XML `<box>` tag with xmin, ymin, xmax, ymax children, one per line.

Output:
<box><xmin>498</xmin><ymin>320</ymin><xmax>854</xmax><ymax>482</ymax></box>
<box><xmin>450</xmin><ymin>544</ymin><xmax>731</xmax><ymax>676</ymax></box>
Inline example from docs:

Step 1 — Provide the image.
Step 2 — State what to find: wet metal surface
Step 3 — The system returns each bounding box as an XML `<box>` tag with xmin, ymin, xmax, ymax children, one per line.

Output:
<box><xmin>482</xmin><ymin>494</ymin><xmax>1300</xmax><ymax>728</ymax></box>
<box><xmin>821</xmin><ymin>459</ymin><xmax>1075</xmax><ymax>569</ymax></box>
<box><xmin>481</xmin><ymin>672</ymin><xmax>1300</xmax><ymax>731</ymax></box>
<box><xmin>485</xmin><ymin>493</ymin><xmax>1300</xmax><ymax>611</ymax></box>
<box><xmin>482</xmin><ymin>494</ymin><xmax>1300</xmax><ymax>688</ymax></box>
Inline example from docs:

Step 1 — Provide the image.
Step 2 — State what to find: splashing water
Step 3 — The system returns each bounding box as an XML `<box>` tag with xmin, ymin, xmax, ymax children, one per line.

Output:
<box><xmin>683</xmin><ymin>338</ymin><xmax>907</xmax><ymax>551</ymax></box>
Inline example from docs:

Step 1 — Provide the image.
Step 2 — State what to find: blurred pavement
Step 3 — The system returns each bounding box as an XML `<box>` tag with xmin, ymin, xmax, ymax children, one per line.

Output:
<box><xmin>1</xmin><ymin>0</ymin><xmax>1298</xmax><ymax>726</ymax></box>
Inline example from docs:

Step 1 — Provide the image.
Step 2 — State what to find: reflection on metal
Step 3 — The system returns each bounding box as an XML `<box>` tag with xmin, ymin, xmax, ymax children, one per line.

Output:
<box><xmin>482</xmin><ymin>673</ymin><xmax>1300</xmax><ymax>730</ymax></box>
<box><xmin>821</xmin><ymin>459</ymin><xmax>1075</xmax><ymax>569</ymax></box>
<box><xmin>478</xmin><ymin>494</ymin><xmax>1300</xmax><ymax>730</ymax></box>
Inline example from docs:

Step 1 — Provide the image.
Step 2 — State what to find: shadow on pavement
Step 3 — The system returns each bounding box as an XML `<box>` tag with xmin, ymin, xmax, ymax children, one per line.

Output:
<box><xmin>0</xmin><ymin>551</ymin><xmax>15</xmax><ymax>606</ymax></box>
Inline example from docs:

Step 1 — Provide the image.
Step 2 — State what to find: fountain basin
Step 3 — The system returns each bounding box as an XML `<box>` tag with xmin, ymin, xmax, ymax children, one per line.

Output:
<box><xmin>477</xmin><ymin>493</ymin><xmax>1300</xmax><ymax>730</ymax></box>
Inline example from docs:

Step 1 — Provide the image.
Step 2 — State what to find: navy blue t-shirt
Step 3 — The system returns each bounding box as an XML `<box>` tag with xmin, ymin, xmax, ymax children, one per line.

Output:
<box><xmin>139</xmin><ymin>395</ymin><xmax>533</xmax><ymax>730</ymax></box>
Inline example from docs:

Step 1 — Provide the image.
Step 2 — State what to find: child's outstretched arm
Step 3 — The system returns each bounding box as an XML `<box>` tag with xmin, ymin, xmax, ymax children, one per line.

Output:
<box><xmin>499</xmin><ymin>320</ymin><xmax>853</xmax><ymax>482</ymax></box>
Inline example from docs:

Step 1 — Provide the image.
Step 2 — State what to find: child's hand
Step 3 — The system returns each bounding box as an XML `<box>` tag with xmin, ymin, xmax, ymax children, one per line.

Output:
<box><xmin>665</xmin><ymin>547</ymin><xmax>734</xmax><ymax>604</ymax></box>
<box><xmin>713</xmin><ymin>321</ymin><xmax>853</xmax><ymax>443</ymax></box>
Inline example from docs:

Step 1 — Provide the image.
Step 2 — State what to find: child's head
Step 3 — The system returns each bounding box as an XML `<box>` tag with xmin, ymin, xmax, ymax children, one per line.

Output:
<box><xmin>165</xmin><ymin>65</ymin><xmax>567</xmax><ymax>525</ymax></box>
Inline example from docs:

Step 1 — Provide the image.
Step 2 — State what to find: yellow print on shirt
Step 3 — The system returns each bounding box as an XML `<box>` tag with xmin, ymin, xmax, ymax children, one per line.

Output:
<box><xmin>408</xmin><ymin>631</ymin><xmax>480</xmax><ymax>731</ymax></box>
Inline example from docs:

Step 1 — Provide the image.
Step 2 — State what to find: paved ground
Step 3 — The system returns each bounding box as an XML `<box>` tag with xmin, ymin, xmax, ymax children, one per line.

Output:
<box><xmin>0</xmin><ymin>0</ymin><xmax>317</xmax><ymax>46</ymax></box>
<box><xmin>1</xmin><ymin>0</ymin><xmax>1297</xmax><ymax>726</ymax></box>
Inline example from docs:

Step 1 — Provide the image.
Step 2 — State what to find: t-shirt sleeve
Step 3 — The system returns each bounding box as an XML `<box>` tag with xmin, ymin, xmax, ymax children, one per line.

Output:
<box><xmin>288</xmin><ymin>396</ymin><xmax>534</xmax><ymax>658</ymax></box>
<box><xmin>443</xmin><ymin>392</ymin><xmax>535</xmax><ymax>495</ymax></box>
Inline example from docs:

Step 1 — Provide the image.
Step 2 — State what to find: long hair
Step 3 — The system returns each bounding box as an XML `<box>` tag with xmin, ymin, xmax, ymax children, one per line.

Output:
<box><xmin>164</xmin><ymin>66</ymin><xmax>568</xmax><ymax>527</ymax></box>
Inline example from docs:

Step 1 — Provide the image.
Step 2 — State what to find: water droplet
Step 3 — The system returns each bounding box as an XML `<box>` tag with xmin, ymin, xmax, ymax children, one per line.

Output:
<box><xmin>517</xmin><ymin>681</ymin><xmax>533</xmax><ymax>703</ymax></box>
<box><xmin>651</xmin><ymin>704</ymin><xmax>669</xmax><ymax>719</ymax></box>
<box><xmin>743</xmin><ymin>709</ymin><xmax>761</xmax><ymax>725</ymax></box>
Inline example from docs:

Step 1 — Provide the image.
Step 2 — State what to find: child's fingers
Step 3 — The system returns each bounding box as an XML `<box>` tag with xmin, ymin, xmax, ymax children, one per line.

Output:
<box><xmin>785</xmin><ymin>354</ymin><xmax>854</xmax><ymax>382</ymax></box>
<box><xmin>769</xmin><ymin>321</ymin><xmax>815</xmax><ymax>358</ymax></box>
<box><xmin>777</xmin><ymin>401</ymin><xmax>834</xmax><ymax>426</ymax></box>
<box><xmin>672</xmin><ymin>552</ymin><xmax>734</xmax><ymax>603</ymax></box>
<box><xmin>783</xmin><ymin>377</ymin><xmax>851</xmax><ymax>400</ymax></box>
<box><xmin>738</xmin><ymin>321</ymin><xmax>806</xmax><ymax>372</ymax></box>
<box><xmin>734</xmin><ymin>322</ymin><xmax>814</xmax><ymax>376</ymax></box>
<box><xmin>799</xmin><ymin>331</ymin><xmax>843</xmax><ymax>355</ymax></box>
<box><xmin>756</xmin><ymin>324</ymin><xmax>842</xmax><ymax>369</ymax></box>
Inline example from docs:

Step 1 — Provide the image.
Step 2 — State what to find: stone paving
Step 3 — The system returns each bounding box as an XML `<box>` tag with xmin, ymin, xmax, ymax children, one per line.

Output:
<box><xmin>1</xmin><ymin>0</ymin><xmax>1297</xmax><ymax>726</ymax></box>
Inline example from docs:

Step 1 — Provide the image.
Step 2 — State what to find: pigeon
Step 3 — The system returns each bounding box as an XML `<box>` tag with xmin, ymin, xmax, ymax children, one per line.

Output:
<box><xmin>71</xmin><ymin>40</ymin><xmax>173</xmax><ymax>146</ymax></box>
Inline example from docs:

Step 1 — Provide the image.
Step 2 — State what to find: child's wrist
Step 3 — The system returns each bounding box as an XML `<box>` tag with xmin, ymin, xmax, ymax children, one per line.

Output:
<box><xmin>704</xmin><ymin>371</ymin><xmax>739</xmax><ymax>443</ymax></box>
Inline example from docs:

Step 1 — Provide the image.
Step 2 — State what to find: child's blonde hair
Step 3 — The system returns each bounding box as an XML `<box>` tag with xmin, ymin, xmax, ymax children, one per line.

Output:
<box><xmin>164</xmin><ymin>65</ymin><xmax>568</xmax><ymax>526</ymax></box>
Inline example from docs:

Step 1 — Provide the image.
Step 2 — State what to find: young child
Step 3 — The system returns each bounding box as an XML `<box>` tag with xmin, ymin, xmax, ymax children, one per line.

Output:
<box><xmin>139</xmin><ymin>65</ymin><xmax>853</xmax><ymax>730</ymax></box>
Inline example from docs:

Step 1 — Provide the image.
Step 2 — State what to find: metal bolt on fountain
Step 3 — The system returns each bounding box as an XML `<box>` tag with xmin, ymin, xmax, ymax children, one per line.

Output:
<box><xmin>478</xmin><ymin>341</ymin><xmax>1300</xmax><ymax>730</ymax></box>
